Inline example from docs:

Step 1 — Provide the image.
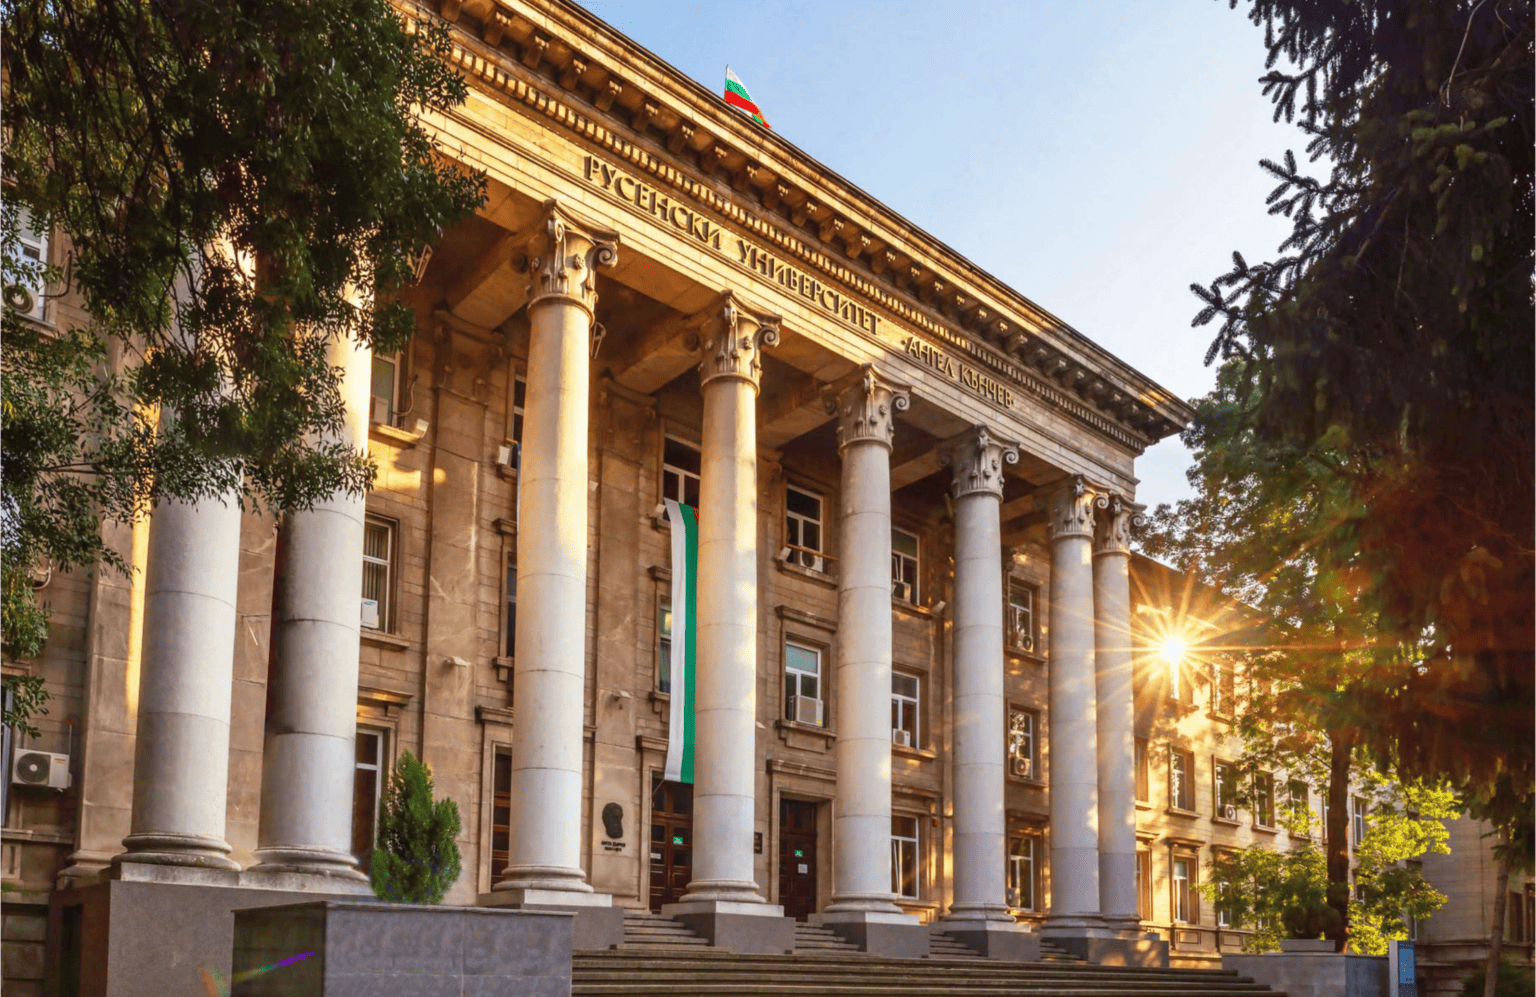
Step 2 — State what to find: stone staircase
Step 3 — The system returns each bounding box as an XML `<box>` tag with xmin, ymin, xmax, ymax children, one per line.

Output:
<box><xmin>589</xmin><ymin>916</ymin><xmax>1288</xmax><ymax>996</ymax></box>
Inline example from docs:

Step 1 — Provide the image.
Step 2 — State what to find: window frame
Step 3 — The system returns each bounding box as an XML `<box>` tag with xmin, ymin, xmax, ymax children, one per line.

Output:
<box><xmin>1136</xmin><ymin>847</ymin><xmax>1153</xmax><ymax>921</ymax></box>
<box><xmin>1171</xmin><ymin>851</ymin><xmax>1199</xmax><ymax>925</ymax></box>
<box><xmin>1134</xmin><ymin>736</ymin><xmax>1150</xmax><ymax>803</ymax></box>
<box><xmin>891</xmin><ymin>527</ymin><xmax>920</xmax><ymax>605</ymax></box>
<box><xmin>11</xmin><ymin>206</ymin><xmax>49</xmax><ymax>323</ymax></box>
<box><xmin>490</xmin><ymin>747</ymin><xmax>513</xmax><ymax>883</ymax></box>
<box><xmin>783</xmin><ymin>484</ymin><xmax>826</xmax><ymax>572</ymax></box>
<box><xmin>1210</xmin><ymin>660</ymin><xmax>1236</xmax><ymax>717</ymax></box>
<box><xmin>656</xmin><ymin>597</ymin><xmax>674</xmax><ymax>694</ymax></box>
<box><xmin>361</xmin><ymin>515</ymin><xmax>397</xmax><ymax>632</ymax></box>
<box><xmin>891</xmin><ymin>813</ymin><xmax>921</xmax><ymax>900</ymax></box>
<box><xmin>1254</xmin><ymin>771</ymin><xmax>1276</xmax><ymax>829</ymax></box>
<box><xmin>1007</xmin><ymin>834</ymin><xmax>1040</xmax><ymax>913</ymax></box>
<box><xmin>351</xmin><ymin>726</ymin><xmax>389</xmax><ymax>874</ymax></box>
<box><xmin>501</xmin><ymin>553</ymin><xmax>517</xmax><ymax>659</ymax></box>
<box><xmin>783</xmin><ymin>639</ymin><xmax>824</xmax><ymax>726</ymax></box>
<box><xmin>1351</xmin><ymin>796</ymin><xmax>1367</xmax><ymax>847</ymax></box>
<box><xmin>1213</xmin><ymin>759</ymin><xmax>1239</xmax><ymax>820</ymax></box>
<box><xmin>891</xmin><ymin>671</ymin><xmax>920</xmax><ymax>748</ymax></box>
<box><xmin>370</xmin><ymin>351</ymin><xmax>403</xmax><ymax>428</ymax></box>
<box><xmin>661</xmin><ymin>434</ymin><xmax>702</xmax><ymax>510</ymax></box>
<box><xmin>1287</xmin><ymin>780</ymin><xmax>1311</xmax><ymax>834</ymax></box>
<box><xmin>1007</xmin><ymin>706</ymin><xmax>1040</xmax><ymax>781</ymax></box>
<box><xmin>1169</xmin><ymin>747</ymin><xmax>1195</xmax><ymax>812</ymax></box>
<box><xmin>1007</xmin><ymin>580</ymin><xmax>1037</xmax><ymax>653</ymax></box>
<box><xmin>508</xmin><ymin>373</ymin><xmax>527</xmax><ymax>445</ymax></box>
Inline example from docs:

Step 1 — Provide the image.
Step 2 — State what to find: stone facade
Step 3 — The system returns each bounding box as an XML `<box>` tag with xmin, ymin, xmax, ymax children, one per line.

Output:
<box><xmin>1</xmin><ymin>0</ymin><xmax>1528</xmax><ymax>992</ymax></box>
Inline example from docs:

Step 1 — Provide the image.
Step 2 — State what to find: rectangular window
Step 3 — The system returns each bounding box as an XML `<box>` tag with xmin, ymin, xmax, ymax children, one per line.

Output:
<box><xmin>662</xmin><ymin>437</ymin><xmax>702</xmax><ymax>509</ymax></box>
<box><xmin>1214</xmin><ymin>761</ymin><xmax>1239</xmax><ymax>819</ymax></box>
<box><xmin>1288</xmin><ymin>780</ymin><xmax>1310</xmax><ymax>833</ymax></box>
<box><xmin>510</xmin><ymin>375</ymin><xmax>526</xmax><ymax>444</ymax></box>
<box><xmin>1137</xmin><ymin>848</ymin><xmax>1153</xmax><ymax>921</ymax></box>
<box><xmin>361</xmin><ymin>517</ymin><xmax>394</xmax><ymax>631</ymax></box>
<box><xmin>503</xmin><ymin>556</ymin><xmax>517</xmax><ymax>657</ymax></box>
<box><xmin>1134</xmin><ymin>737</ymin><xmax>1150</xmax><ymax>802</ymax></box>
<box><xmin>891</xmin><ymin>528</ymin><xmax>919</xmax><ymax>604</ymax></box>
<box><xmin>1008</xmin><ymin>708</ymin><xmax>1039</xmax><ymax>780</ymax></box>
<box><xmin>1255</xmin><ymin>772</ymin><xmax>1276</xmax><ymax>828</ymax></box>
<box><xmin>1172</xmin><ymin>855</ymin><xmax>1196</xmax><ymax>924</ymax></box>
<box><xmin>891</xmin><ymin>673</ymin><xmax>920</xmax><ymax>748</ymax></box>
<box><xmin>1322</xmin><ymin>798</ymin><xmax>1331</xmax><ymax>846</ymax></box>
<box><xmin>784</xmin><ymin>485</ymin><xmax>825</xmax><ymax>571</ymax></box>
<box><xmin>784</xmin><ymin>641</ymin><xmax>823</xmax><ymax>726</ymax></box>
<box><xmin>1211</xmin><ymin>661</ymin><xmax>1235</xmax><ymax>716</ymax></box>
<box><xmin>491</xmin><ymin>750</ymin><xmax>512</xmax><ymax>881</ymax></box>
<box><xmin>657</xmin><ymin>600</ymin><xmax>673</xmax><ymax>694</ymax></box>
<box><xmin>1170</xmin><ymin>748</ymin><xmax>1194</xmax><ymax>811</ymax></box>
<box><xmin>1007</xmin><ymin>581</ymin><xmax>1036</xmax><ymax>652</ymax></box>
<box><xmin>1352</xmin><ymin>796</ymin><xmax>1367</xmax><ymax>846</ymax></box>
<box><xmin>351</xmin><ymin>729</ymin><xmax>386</xmax><ymax>874</ymax></box>
<box><xmin>370</xmin><ymin>352</ymin><xmax>400</xmax><ymax>427</ymax></box>
<box><xmin>891</xmin><ymin>815</ymin><xmax>920</xmax><ymax>899</ymax></box>
<box><xmin>1007</xmin><ymin>836</ymin><xmax>1038</xmax><ymax>912</ymax></box>
<box><xmin>11</xmin><ymin>206</ymin><xmax>48</xmax><ymax>322</ymax></box>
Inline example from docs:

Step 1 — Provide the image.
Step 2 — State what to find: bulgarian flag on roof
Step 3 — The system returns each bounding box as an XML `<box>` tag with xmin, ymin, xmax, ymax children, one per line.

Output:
<box><xmin>724</xmin><ymin>66</ymin><xmax>770</xmax><ymax>129</ymax></box>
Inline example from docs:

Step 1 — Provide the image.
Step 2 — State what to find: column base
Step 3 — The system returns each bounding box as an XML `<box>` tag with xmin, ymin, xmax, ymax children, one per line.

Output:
<box><xmin>112</xmin><ymin>831</ymin><xmax>241</xmax><ymax>874</ymax></box>
<box><xmin>932</xmin><ymin>919</ymin><xmax>1038</xmax><ymax>962</ymax></box>
<box><xmin>661</xmin><ymin>899</ymin><xmax>796</xmax><ymax>955</ymax></box>
<box><xmin>477</xmin><ymin>887</ymin><xmax>623</xmax><ymax>950</ymax></box>
<box><xmin>109</xmin><ymin>859</ymin><xmax>242</xmax><ymax>888</ymax></box>
<box><xmin>811</xmin><ymin>909</ymin><xmax>929</xmax><ymax>958</ymax></box>
<box><xmin>1039</xmin><ymin>915</ymin><xmax>1168</xmax><ymax>967</ymax></box>
<box><xmin>239</xmin><ymin>858</ymin><xmax>371</xmax><ymax>895</ymax></box>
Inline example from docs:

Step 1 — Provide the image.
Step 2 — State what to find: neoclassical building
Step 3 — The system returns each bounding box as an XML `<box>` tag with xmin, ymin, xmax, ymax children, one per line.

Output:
<box><xmin>3</xmin><ymin>0</ymin><xmax>1526</xmax><ymax>993</ymax></box>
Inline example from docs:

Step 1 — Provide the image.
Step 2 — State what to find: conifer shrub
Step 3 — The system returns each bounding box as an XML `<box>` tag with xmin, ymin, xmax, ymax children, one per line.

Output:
<box><xmin>369</xmin><ymin>751</ymin><xmax>462</xmax><ymax>904</ymax></box>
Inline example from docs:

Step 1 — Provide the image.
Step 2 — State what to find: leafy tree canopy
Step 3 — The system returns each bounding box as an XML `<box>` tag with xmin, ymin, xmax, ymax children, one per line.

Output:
<box><xmin>1184</xmin><ymin>0</ymin><xmax>1532</xmax><ymax>847</ymax></box>
<box><xmin>1</xmin><ymin>0</ymin><xmax>485</xmax><ymax>700</ymax></box>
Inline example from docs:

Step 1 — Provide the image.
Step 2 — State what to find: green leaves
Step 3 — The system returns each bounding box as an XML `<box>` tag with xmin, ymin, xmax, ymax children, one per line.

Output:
<box><xmin>370</xmin><ymin>751</ymin><xmax>463</xmax><ymax>905</ymax></box>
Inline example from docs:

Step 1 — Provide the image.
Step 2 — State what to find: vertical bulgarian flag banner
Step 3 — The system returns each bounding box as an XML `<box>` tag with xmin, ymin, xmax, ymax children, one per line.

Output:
<box><xmin>663</xmin><ymin>499</ymin><xmax>697</xmax><ymax>784</ymax></box>
<box><xmin>724</xmin><ymin>66</ymin><xmax>770</xmax><ymax>129</ymax></box>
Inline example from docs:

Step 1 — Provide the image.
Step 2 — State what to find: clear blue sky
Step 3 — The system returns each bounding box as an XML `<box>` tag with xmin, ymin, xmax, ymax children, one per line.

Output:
<box><xmin>574</xmin><ymin>0</ymin><xmax>1299</xmax><ymax>510</ymax></box>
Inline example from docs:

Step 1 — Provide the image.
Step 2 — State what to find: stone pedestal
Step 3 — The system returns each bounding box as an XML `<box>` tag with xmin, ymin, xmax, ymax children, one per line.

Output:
<box><xmin>811</xmin><ymin>909</ymin><xmax>930</xmax><ymax>958</ymax></box>
<box><xmin>661</xmin><ymin>900</ymin><xmax>797</xmax><ymax>955</ymax></box>
<box><xmin>476</xmin><ymin>887</ymin><xmax>624</xmax><ymax>951</ymax></box>
<box><xmin>1048</xmin><ymin>931</ymin><xmax>1169</xmax><ymax>967</ymax></box>
<box><xmin>231</xmin><ymin>902</ymin><xmax>572</xmax><ymax>996</ymax></box>
<box><xmin>1224</xmin><ymin>946</ymin><xmax>1387</xmax><ymax>997</ymax></box>
<box><xmin>934</xmin><ymin>921</ymin><xmax>1040</xmax><ymax>962</ymax></box>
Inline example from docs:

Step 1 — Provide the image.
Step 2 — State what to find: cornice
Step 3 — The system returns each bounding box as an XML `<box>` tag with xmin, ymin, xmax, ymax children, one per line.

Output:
<box><xmin>405</xmin><ymin>0</ymin><xmax>1193</xmax><ymax>450</ymax></box>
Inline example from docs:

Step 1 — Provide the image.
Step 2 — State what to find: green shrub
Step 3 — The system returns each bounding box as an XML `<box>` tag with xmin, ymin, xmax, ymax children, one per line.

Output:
<box><xmin>369</xmin><ymin>751</ymin><xmax>462</xmax><ymax>904</ymax></box>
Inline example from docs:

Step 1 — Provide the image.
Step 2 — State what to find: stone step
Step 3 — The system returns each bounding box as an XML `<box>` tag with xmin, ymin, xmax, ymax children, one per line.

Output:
<box><xmin>575</xmin><ymin>964</ymin><xmax>1273</xmax><ymax>988</ymax></box>
<box><xmin>574</xmin><ymin>986</ymin><xmax>1281</xmax><ymax>997</ymax></box>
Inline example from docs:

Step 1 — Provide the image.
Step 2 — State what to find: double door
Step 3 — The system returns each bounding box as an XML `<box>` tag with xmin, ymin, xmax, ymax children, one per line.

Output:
<box><xmin>778</xmin><ymin>798</ymin><xmax>818</xmax><ymax>921</ymax></box>
<box><xmin>649</xmin><ymin>777</ymin><xmax>693</xmax><ymax>912</ymax></box>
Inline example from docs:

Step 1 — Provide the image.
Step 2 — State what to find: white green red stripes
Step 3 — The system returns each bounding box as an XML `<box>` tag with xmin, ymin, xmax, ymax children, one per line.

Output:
<box><xmin>724</xmin><ymin>66</ymin><xmax>769</xmax><ymax>129</ymax></box>
<box><xmin>663</xmin><ymin>499</ymin><xmax>697</xmax><ymax>784</ymax></box>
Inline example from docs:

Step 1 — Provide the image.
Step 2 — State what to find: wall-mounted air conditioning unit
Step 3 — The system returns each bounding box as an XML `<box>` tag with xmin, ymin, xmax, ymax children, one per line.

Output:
<box><xmin>360</xmin><ymin>598</ymin><xmax>381</xmax><ymax>630</ymax></box>
<box><xmin>496</xmin><ymin>442</ymin><xmax>519</xmax><ymax>473</ymax></box>
<box><xmin>1221</xmin><ymin>804</ymin><xmax>1238</xmax><ymax>820</ymax></box>
<box><xmin>1010</xmin><ymin>756</ymin><xmax>1033</xmax><ymax>779</ymax></box>
<box><xmin>787</xmin><ymin>695</ymin><xmax>823</xmax><ymax>727</ymax></box>
<box><xmin>370</xmin><ymin>396</ymin><xmax>393</xmax><ymax>427</ymax></box>
<box><xmin>11</xmin><ymin>750</ymin><xmax>71</xmax><ymax>790</ymax></box>
<box><xmin>892</xmin><ymin>729</ymin><xmax>912</xmax><ymax>748</ymax></box>
<box><xmin>892</xmin><ymin>581</ymin><xmax>914</xmax><ymax>604</ymax></box>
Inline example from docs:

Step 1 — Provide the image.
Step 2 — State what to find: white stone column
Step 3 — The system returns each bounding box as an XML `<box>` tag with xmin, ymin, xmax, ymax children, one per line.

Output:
<box><xmin>941</xmin><ymin>426</ymin><xmax>1018</xmax><ymax>927</ymax></box>
<box><xmin>824</xmin><ymin>368</ymin><xmax>909</xmax><ymax>913</ymax></box>
<box><xmin>1044</xmin><ymin>475</ymin><xmax>1102</xmax><ymax>929</ymax></box>
<box><xmin>677</xmin><ymin>293</ymin><xmax>778</xmax><ymax>906</ymax></box>
<box><xmin>246</xmin><ymin>323</ymin><xmax>374</xmax><ymax>889</ymax></box>
<box><xmin>111</xmin><ymin>490</ymin><xmax>243</xmax><ymax>879</ymax></box>
<box><xmin>1094</xmin><ymin>493</ymin><xmax>1145</xmax><ymax>928</ymax></box>
<box><xmin>493</xmin><ymin>203</ymin><xmax>617</xmax><ymax>898</ymax></box>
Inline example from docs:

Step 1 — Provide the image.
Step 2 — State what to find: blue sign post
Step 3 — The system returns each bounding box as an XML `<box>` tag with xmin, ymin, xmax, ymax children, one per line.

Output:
<box><xmin>1389</xmin><ymin>939</ymin><xmax>1417</xmax><ymax>997</ymax></box>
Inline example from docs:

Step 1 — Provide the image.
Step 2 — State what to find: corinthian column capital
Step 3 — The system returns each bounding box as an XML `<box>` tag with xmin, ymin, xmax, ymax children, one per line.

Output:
<box><xmin>696</xmin><ymin>291</ymin><xmax>780</xmax><ymax>391</ymax></box>
<box><xmin>525</xmin><ymin>200</ymin><xmax>619</xmax><ymax>317</ymax></box>
<box><xmin>826</xmin><ymin>364</ymin><xmax>911</xmax><ymax>452</ymax></box>
<box><xmin>1093</xmin><ymin>492</ymin><xmax>1146</xmax><ymax>557</ymax></box>
<box><xmin>1048</xmin><ymin>475</ymin><xmax>1097</xmax><ymax>540</ymax></box>
<box><xmin>942</xmin><ymin>425</ymin><xmax>1019</xmax><ymax>500</ymax></box>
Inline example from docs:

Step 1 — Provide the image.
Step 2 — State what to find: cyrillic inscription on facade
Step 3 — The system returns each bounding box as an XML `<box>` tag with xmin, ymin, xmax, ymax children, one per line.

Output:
<box><xmin>904</xmin><ymin>336</ymin><xmax>1015</xmax><ymax>408</ymax></box>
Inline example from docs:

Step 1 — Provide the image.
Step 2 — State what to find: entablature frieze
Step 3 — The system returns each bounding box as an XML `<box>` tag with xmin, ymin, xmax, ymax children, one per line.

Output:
<box><xmin>406</xmin><ymin>0</ymin><xmax>1193</xmax><ymax>456</ymax></box>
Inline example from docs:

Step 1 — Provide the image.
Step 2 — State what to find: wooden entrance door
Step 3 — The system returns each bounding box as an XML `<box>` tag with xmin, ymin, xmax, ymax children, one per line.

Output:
<box><xmin>649</xmin><ymin>777</ymin><xmax>693</xmax><ymax>912</ymax></box>
<box><xmin>778</xmin><ymin>798</ymin><xmax>818</xmax><ymax>921</ymax></box>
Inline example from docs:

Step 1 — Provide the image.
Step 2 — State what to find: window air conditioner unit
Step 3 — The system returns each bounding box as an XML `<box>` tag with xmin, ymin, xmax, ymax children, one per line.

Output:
<box><xmin>788</xmin><ymin>695</ymin><xmax>823</xmax><ymax>727</ymax></box>
<box><xmin>370</xmin><ymin>395</ymin><xmax>393</xmax><ymax>427</ymax></box>
<box><xmin>360</xmin><ymin>598</ymin><xmax>381</xmax><ymax>630</ymax></box>
<box><xmin>1011</xmin><ymin>756</ymin><xmax>1033</xmax><ymax>779</ymax></box>
<box><xmin>892</xmin><ymin>728</ymin><xmax>912</xmax><ymax>748</ymax></box>
<box><xmin>892</xmin><ymin>581</ymin><xmax>914</xmax><ymax>603</ymax></box>
<box><xmin>496</xmin><ymin>442</ymin><xmax>519</xmax><ymax>473</ymax></box>
<box><xmin>11</xmin><ymin>750</ymin><xmax>71</xmax><ymax>790</ymax></box>
<box><xmin>5</xmin><ymin>285</ymin><xmax>37</xmax><ymax>317</ymax></box>
<box><xmin>1221</xmin><ymin>804</ymin><xmax>1238</xmax><ymax>820</ymax></box>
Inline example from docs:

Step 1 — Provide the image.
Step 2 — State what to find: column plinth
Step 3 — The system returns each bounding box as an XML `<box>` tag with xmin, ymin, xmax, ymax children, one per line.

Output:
<box><xmin>1042</xmin><ymin>476</ymin><xmax>1104</xmax><ymax>935</ymax></box>
<box><xmin>1094</xmin><ymin>493</ymin><xmax>1146</xmax><ymax>932</ymax></box>
<box><xmin>939</xmin><ymin>427</ymin><xmax>1019</xmax><ymax>927</ymax></box>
